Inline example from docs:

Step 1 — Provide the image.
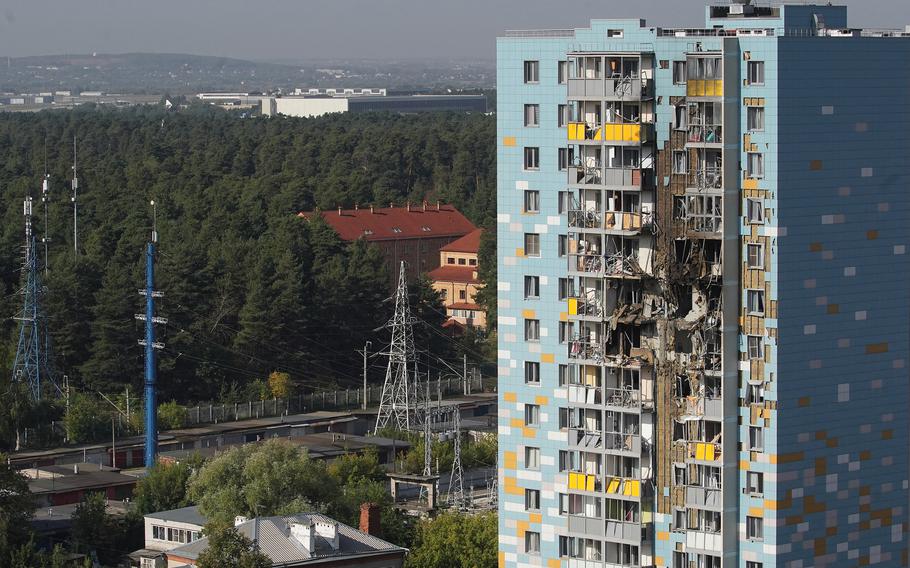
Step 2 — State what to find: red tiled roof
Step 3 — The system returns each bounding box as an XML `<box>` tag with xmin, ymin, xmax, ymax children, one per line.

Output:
<box><xmin>428</xmin><ymin>265</ymin><xmax>479</xmax><ymax>284</ymax></box>
<box><xmin>299</xmin><ymin>204</ymin><xmax>476</xmax><ymax>242</ymax></box>
<box><xmin>440</xmin><ymin>229</ymin><xmax>483</xmax><ymax>254</ymax></box>
<box><xmin>448</xmin><ymin>302</ymin><xmax>482</xmax><ymax>311</ymax></box>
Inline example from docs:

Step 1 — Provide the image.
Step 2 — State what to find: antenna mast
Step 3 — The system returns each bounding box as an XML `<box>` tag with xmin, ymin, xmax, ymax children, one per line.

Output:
<box><xmin>137</xmin><ymin>201</ymin><xmax>166</xmax><ymax>467</ymax></box>
<box><xmin>42</xmin><ymin>140</ymin><xmax>50</xmax><ymax>275</ymax></box>
<box><xmin>71</xmin><ymin>137</ymin><xmax>78</xmax><ymax>258</ymax></box>
<box><xmin>11</xmin><ymin>176</ymin><xmax>59</xmax><ymax>400</ymax></box>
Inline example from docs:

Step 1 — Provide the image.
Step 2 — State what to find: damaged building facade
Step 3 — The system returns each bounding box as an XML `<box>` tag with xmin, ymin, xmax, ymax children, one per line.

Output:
<box><xmin>497</xmin><ymin>3</ymin><xmax>909</xmax><ymax>567</ymax></box>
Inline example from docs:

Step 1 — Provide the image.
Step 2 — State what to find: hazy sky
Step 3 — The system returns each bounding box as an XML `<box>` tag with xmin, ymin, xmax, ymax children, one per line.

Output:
<box><xmin>1</xmin><ymin>0</ymin><xmax>909</xmax><ymax>62</ymax></box>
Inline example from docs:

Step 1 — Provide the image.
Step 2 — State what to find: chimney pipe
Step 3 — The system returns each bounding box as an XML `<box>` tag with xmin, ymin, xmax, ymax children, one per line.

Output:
<box><xmin>370</xmin><ymin>205</ymin><xmax>374</xmax><ymax>214</ymax></box>
<box><xmin>437</xmin><ymin>200</ymin><xmax>441</xmax><ymax>211</ymax></box>
<box><xmin>355</xmin><ymin>203</ymin><xmax>359</xmax><ymax>210</ymax></box>
<box><xmin>359</xmin><ymin>503</ymin><xmax>382</xmax><ymax>538</ymax></box>
<box><xmin>423</xmin><ymin>201</ymin><xmax>427</xmax><ymax>212</ymax></box>
<box><xmin>407</xmin><ymin>202</ymin><xmax>411</xmax><ymax>212</ymax></box>
<box><xmin>338</xmin><ymin>206</ymin><xmax>342</xmax><ymax>216</ymax></box>
<box><xmin>390</xmin><ymin>202</ymin><xmax>394</xmax><ymax>209</ymax></box>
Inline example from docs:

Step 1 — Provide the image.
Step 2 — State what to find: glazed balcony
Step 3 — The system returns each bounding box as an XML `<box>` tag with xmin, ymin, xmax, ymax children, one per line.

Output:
<box><xmin>568</xmin><ymin>165</ymin><xmax>651</xmax><ymax>189</ymax></box>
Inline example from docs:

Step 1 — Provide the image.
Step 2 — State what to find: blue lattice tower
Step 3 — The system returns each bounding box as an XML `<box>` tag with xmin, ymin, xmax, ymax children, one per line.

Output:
<box><xmin>11</xmin><ymin>191</ymin><xmax>58</xmax><ymax>400</ymax></box>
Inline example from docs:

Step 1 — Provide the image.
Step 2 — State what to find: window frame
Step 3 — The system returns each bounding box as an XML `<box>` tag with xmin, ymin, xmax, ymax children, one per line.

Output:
<box><xmin>524</xmin><ymin>60</ymin><xmax>540</xmax><ymax>84</ymax></box>
<box><xmin>524</xmin><ymin>147</ymin><xmax>540</xmax><ymax>171</ymax></box>
<box><xmin>672</xmin><ymin>60</ymin><xmax>687</xmax><ymax>85</ymax></box>
<box><xmin>747</xmin><ymin>289</ymin><xmax>765</xmax><ymax>315</ymax></box>
<box><xmin>749</xmin><ymin>426</ymin><xmax>764</xmax><ymax>451</ymax></box>
<box><xmin>746</xmin><ymin>471</ymin><xmax>764</xmax><ymax>496</ymax></box>
<box><xmin>525</xmin><ymin>318</ymin><xmax>541</xmax><ymax>342</ymax></box>
<box><xmin>558</xmin><ymin>60</ymin><xmax>568</xmax><ymax>85</ymax></box>
<box><xmin>746</xmin><ymin>198</ymin><xmax>764</xmax><ymax>224</ymax></box>
<box><xmin>747</xmin><ymin>106</ymin><xmax>765</xmax><ymax>131</ymax></box>
<box><xmin>525</xmin><ymin>488</ymin><xmax>541</xmax><ymax>511</ymax></box>
<box><xmin>746</xmin><ymin>243</ymin><xmax>764</xmax><ymax>269</ymax></box>
<box><xmin>747</xmin><ymin>152</ymin><xmax>765</xmax><ymax>179</ymax></box>
<box><xmin>525</xmin><ymin>405</ymin><xmax>541</xmax><ymax>428</ymax></box>
<box><xmin>747</xmin><ymin>335</ymin><xmax>763</xmax><ymax>360</ymax></box>
<box><xmin>524</xmin><ymin>361</ymin><xmax>541</xmax><ymax>385</ymax></box>
<box><xmin>525</xmin><ymin>530</ymin><xmax>541</xmax><ymax>555</ymax></box>
<box><xmin>524</xmin><ymin>233</ymin><xmax>541</xmax><ymax>257</ymax></box>
<box><xmin>746</xmin><ymin>515</ymin><xmax>764</xmax><ymax>541</ymax></box>
<box><xmin>748</xmin><ymin>61</ymin><xmax>765</xmax><ymax>85</ymax></box>
<box><xmin>525</xmin><ymin>445</ymin><xmax>541</xmax><ymax>468</ymax></box>
<box><xmin>524</xmin><ymin>275</ymin><xmax>540</xmax><ymax>299</ymax></box>
<box><xmin>524</xmin><ymin>103</ymin><xmax>540</xmax><ymax>127</ymax></box>
<box><xmin>523</xmin><ymin>190</ymin><xmax>541</xmax><ymax>214</ymax></box>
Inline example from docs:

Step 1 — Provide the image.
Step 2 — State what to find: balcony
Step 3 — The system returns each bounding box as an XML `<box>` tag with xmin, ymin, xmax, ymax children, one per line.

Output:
<box><xmin>568</xmin><ymin>210</ymin><xmax>648</xmax><ymax>234</ymax></box>
<box><xmin>604</xmin><ymin>387</ymin><xmax>643</xmax><ymax>409</ymax></box>
<box><xmin>686</xmin><ymin>485</ymin><xmax>723</xmax><ymax>510</ymax></box>
<box><xmin>687</xmin><ymin>442</ymin><xmax>722</xmax><ymax>463</ymax></box>
<box><xmin>568</xmin><ymin>166</ymin><xmax>650</xmax><ymax>188</ymax></box>
<box><xmin>570</xmin><ymin>428</ymin><xmax>604</xmax><ymax>450</ymax></box>
<box><xmin>568</xmin><ymin>471</ymin><xmax>602</xmax><ymax>493</ymax></box>
<box><xmin>686</xmin><ymin>79</ymin><xmax>724</xmax><ymax>97</ymax></box>
<box><xmin>687</xmin><ymin>167</ymin><xmax>723</xmax><ymax>191</ymax></box>
<box><xmin>604</xmin><ymin>476</ymin><xmax>642</xmax><ymax>498</ymax></box>
<box><xmin>603</xmin><ymin>432</ymin><xmax>641</xmax><ymax>454</ymax></box>
<box><xmin>569</xmin><ymin>252</ymin><xmax>641</xmax><ymax>278</ymax></box>
<box><xmin>568</xmin><ymin>290</ymin><xmax>606</xmax><ymax>318</ymax></box>
<box><xmin>569</xmin><ymin>337</ymin><xmax>605</xmax><ymax>363</ymax></box>
<box><xmin>568</xmin><ymin>122</ymin><xmax>651</xmax><ymax>145</ymax></box>
<box><xmin>604</xmin><ymin>520</ymin><xmax>643</xmax><ymax>543</ymax></box>
<box><xmin>686</xmin><ymin>125</ymin><xmax>723</xmax><ymax>145</ymax></box>
<box><xmin>568</xmin><ymin>77</ymin><xmax>650</xmax><ymax>100</ymax></box>
<box><xmin>569</xmin><ymin>384</ymin><xmax>603</xmax><ymax>405</ymax></box>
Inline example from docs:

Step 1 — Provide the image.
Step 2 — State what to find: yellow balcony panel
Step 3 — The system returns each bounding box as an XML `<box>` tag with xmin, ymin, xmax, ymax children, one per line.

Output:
<box><xmin>568</xmin><ymin>298</ymin><xmax>578</xmax><ymax>316</ymax></box>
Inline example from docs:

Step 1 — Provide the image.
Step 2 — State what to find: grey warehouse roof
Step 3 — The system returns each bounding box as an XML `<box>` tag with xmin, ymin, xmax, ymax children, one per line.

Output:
<box><xmin>145</xmin><ymin>505</ymin><xmax>208</xmax><ymax>527</ymax></box>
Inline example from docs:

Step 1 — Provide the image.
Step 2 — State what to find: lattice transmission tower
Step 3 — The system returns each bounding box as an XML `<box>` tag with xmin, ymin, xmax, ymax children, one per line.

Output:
<box><xmin>374</xmin><ymin>262</ymin><xmax>424</xmax><ymax>433</ymax></box>
<box><xmin>11</xmin><ymin>177</ymin><xmax>59</xmax><ymax>400</ymax></box>
<box><xmin>447</xmin><ymin>408</ymin><xmax>466</xmax><ymax>509</ymax></box>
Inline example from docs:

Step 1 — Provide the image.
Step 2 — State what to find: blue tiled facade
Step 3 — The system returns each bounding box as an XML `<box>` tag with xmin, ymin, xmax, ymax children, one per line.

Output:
<box><xmin>498</xmin><ymin>4</ymin><xmax>909</xmax><ymax>568</ymax></box>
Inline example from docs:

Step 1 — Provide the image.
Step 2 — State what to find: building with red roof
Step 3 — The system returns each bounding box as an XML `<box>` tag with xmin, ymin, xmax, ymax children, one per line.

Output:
<box><xmin>300</xmin><ymin>203</ymin><xmax>477</xmax><ymax>290</ymax></box>
<box><xmin>428</xmin><ymin>229</ymin><xmax>486</xmax><ymax>329</ymax></box>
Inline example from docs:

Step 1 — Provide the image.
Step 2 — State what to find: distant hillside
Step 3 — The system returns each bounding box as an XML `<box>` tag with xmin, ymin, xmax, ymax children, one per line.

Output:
<box><xmin>0</xmin><ymin>52</ymin><xmax>495</xmax><ymax>95</ymax></box>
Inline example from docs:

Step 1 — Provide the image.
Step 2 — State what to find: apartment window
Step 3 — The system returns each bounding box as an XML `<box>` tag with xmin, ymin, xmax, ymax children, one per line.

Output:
<box><xmin>747</xmin><ymin>471</ymin><xmax>764</xmax><ymax>495</ymax></box>
<box><xmin>525</xmin><ymin>531</ymin><xmax>541</xmax><ymax>555</ymax></box>
<box><xmin>458</xmin><ymin>289</ymin><xmax>466</xmax><ymax>300</ymax></box>
<box><xmin>524</xmin><ymin>233</ymin><xmax>541</xmax><ymax>257</ymax></box>
<box><xmin>746</xmin><ymin>516</ymin><xmax>764</xmax><ymax>541</ymax></box>
<box><xmin>749</xmin><ymin>426</ymin><xmax>764</xmax><ymax>451</ymax></box>
<box><xmin>747</xmin><ymin>152</ymin><xmax>764</xmax><ymax>178</ymax></box>
<box><xmin>673</xmin><ymin>151</ymin><xmax>688</xmax><ymax>174</ymax></box>
<box><xmin>525</xmin><ymin>319</ymin><xmax>540</xmax><ymax>342</ymax></box>
<box><xmin>524</xmin><ymin>104</ymin><xmax>540</xmax><ymax>127</ymax></box>
<box><xmin>559</xmin><ymin>321</ymin><xmax>573</xmax><ymax>344</ymax></box>
<box><xmin>558</xmin><ymin>148</ymin><xmax>570</xmax><ymax>171</ymax></box>
<box><xmin>524</xmin><ymin>60</ymin><xmax>540</xmax><ymax>84</ymax></box>
<box><xmin>747</xmin><ymin>198</ymin><xmax>764</xmax><ymax>224</ymax></box>
<box><xmin>458</xmin><ymin>258</ymin><xmax>467</xmax><ymax>265</ymax></box>
<box><xmin>558</xmin><ymin>104</ymin><xmax>570</xmax><ymax>128</ymax></box>
<box><xmin>747</xmin><ymin>382</ymin><xmax>764</xmax><ymax>405</ymax></box>
<box><xmin>524</xmin><ymin>276</ymin><xmax>540</xmax><ymax>299</ymax></box>
<box><xmin>747</xmin><ymin>289</ymin><xmax>765</xmax><ymax>315</ymax></box>
<box><xmin>523</xmin><ymin>190</ymin><xmax>540</xmax><ymax>213</ymax></box>
<box><xmin>747</xmin><ymin>243</ymin><xmax>764</xmax><ymax>269</ymax></box>
<box><xmin>152</xmin><ymin>525</ymin><xmax>166</xmax><ymax>540</ymax></box>
<box><xmin>673</xmin><ymin>60</ymin><xmax>687</xmax><ymax>84</ymax></box>
<box><xmin>558</xmin><ymin>60</ymin><xmax>569</xmax><ymax>84</ymax></box>
<box><xmin>747</xmin><ymin>563</ymin><xmax>764</xmax><ymax>568</ymax></box>
<box><xmin>558</xmin><ymin>235</ymin><xmax>568</xmax><ymax>258</ymax></box>
<box><xmin>747</xmin><ymin>335</ymin><xmax>763</xmax><ymax>360</ymax></box>
<box><xmin>674</xmin><ymin>509</ymin><xmax>686</xmax><ymax>531</ymax></box>
<box><xmin>674</xmin><ymin>552</ymin><xmax>687</xmax><ymax>568</ymax></box>
<box><xmin>525</xmin><ymin>361</ymin><xmax>541</xmax><ymax>385</ymax></box>
<box><xmin>525</xmin><ymin>404</ymin><xmax>541</xmax><ymax>428</ymax></box>
<box><xmin>748</xmin><ymin>61</ymin><xmax>765</xmax><ymax>85</ymax></box>
<box><xmin>747</xmin><ymin>106</ymin><xmax>765</xmax><ymax>131</ymax></box>
<box><xmin>674</xmin><ymin>104</ymin><xmax>687</xmax><ymax>130</ymax></box>
<box><xmin>525</xmin><ymin>445</ymin><xmax>540</xmax><ymax>468</ymax></box>
<box><xmin>525</xmin><ymin>488</ymin><xmax>541</xmax><ymax>511</ymax></box>
<box><xmin>446</xmin><ymin>257</ymin><xmax>455</xmax><ymax>265</ymax></box>
<box><xmin>558</xmin><ymin>364</ymin><xmax>572</xmax><ymax>386</ymax></box>
<box><xmin>673</xmin><ymin>464</ymin><xmax>686</xmax><ymax>485</ymax></box>
<box><xmin>558</xmin><ymin>190</ymin><xmax>573</xmax><ymax>214</ymax></box>
<box><xmin>524</xmin><ymin>147</ymin><xmax>540</xmax><ymax>170</ymax></box>
<box><xmin>558</xmin><ymin>277</ymin><xmax>572</xmax><ymax>300</ymax></box>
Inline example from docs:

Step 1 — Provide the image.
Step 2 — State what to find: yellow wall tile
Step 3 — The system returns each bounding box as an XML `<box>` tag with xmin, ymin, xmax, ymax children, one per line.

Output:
<box><xmin>522</xmin><ymin>427</ymin><xmax>537</xmax><ymax>439</ymax></box>
<box><xmin>503</xmin><ymin>137</ymin><xmax>517</xmax><ymax>147</ymax></box>
<box><xmin>504</xmin><ymin>451</ymin><xmax>517</xmax><ymax>470</ymax></box>
<box><xmin>503</xmin><ymin>392</ymin><xmax>517</xmax><ymax>402</ymax></box>
<box><xmin>522</xmin><ymin>309</ymin><xmax>536</xmax><ymax>319</ymax></box>
<box><xmin>535</xmin><ymin>395</ymin><xmax>549</xmax><ymax>406</ymax></box>
<box><xmin>541</xmin><ymin>353</ymin><xmax>555</xmax><ymax>364</ymax></box>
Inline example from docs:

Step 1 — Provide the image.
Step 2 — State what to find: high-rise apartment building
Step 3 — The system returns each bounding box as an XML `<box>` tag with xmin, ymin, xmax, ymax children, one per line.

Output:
<box><xmin>496</xmin><ymin>3</ymin><xmax>910</xmax><ymax>567</ymax></box>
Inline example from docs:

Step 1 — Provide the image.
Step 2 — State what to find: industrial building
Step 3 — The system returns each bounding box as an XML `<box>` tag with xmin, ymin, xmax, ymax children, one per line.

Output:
<box><xmin>301</xmin><ymin>203</ymin><xmax>478</xmax><ymax>290</ymax></box>
<box><xmin>262</xmin><ymin>94</ymin><xmax>487</xmax><ymax>118</ymax></box>
<box><xmin>496</xmin><ymin>2</ymin><xmax>909</xmax><ymax>567</ymax></box>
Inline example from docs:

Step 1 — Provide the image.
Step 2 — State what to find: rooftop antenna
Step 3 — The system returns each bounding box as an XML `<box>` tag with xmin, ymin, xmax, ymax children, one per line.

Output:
<box><xmin>71</xmin><ymin>136</ymin><xmax>78</xmax><ymax>259</ymax></box>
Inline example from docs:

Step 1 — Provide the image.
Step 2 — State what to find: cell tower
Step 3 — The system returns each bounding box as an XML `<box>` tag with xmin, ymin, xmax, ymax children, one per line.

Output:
<box><xmin>447</xmin><ymin>408</ymin><xmax>466</xmax><ymax>509</ymax></box>
<box><xmin>71</xmin><ymin>137</ymin><xmax>79</xmax><ymax>258</ymax></box>
<box><xmin>137</xmin><ymin>201</ymin><xmax>166</xmax><ymax>467</ymax></box>
<box><xmin>11</xmin><ymin>177</ymin><xmax>58</xmax><ymax>400</ymax></box>
<box><xmin>374</xmin><ymin>262</ymin><xmax>422</xmax><ymax>434</ymax></box>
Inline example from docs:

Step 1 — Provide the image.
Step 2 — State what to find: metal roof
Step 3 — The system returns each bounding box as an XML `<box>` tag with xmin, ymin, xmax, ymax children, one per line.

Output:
<box><xmin>145</xmin><ymin>505</ymin><xmax>208</xmax><ymax>527</ymax></box>
<box><xmin>168</xmin><ymin>513</ymin><xmax>405</xmax><ymax>564</ymax></box>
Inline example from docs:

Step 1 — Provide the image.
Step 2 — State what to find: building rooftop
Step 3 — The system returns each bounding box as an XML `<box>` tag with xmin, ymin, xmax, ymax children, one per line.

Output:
<box><xmin>440</xmin><ymin>228</ymin><xmax>483</xmax><ymax>254</ymax></box>
<box><xmin>167</xmin><ymin>512</ymin><xmax>405</xmax><ymax>564</ymax></box>
<box><xmin>301</xmin><ymin>204</ymin><xmax>476</xmax><ymax>242</ymax></box>
<box><xmin>24</xmin><ymin>463</ymin><xmax>138</xmax><ymax>495</ymax></box>
<box><xmin>146</xmin><ymin>505</ymin><xmax>208</xmax><ymax>527</ymax></box>
<box><xmin>427</xmin><ymin>265</ymin><xmax>479</xmax><ymax>284</ymax></box>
